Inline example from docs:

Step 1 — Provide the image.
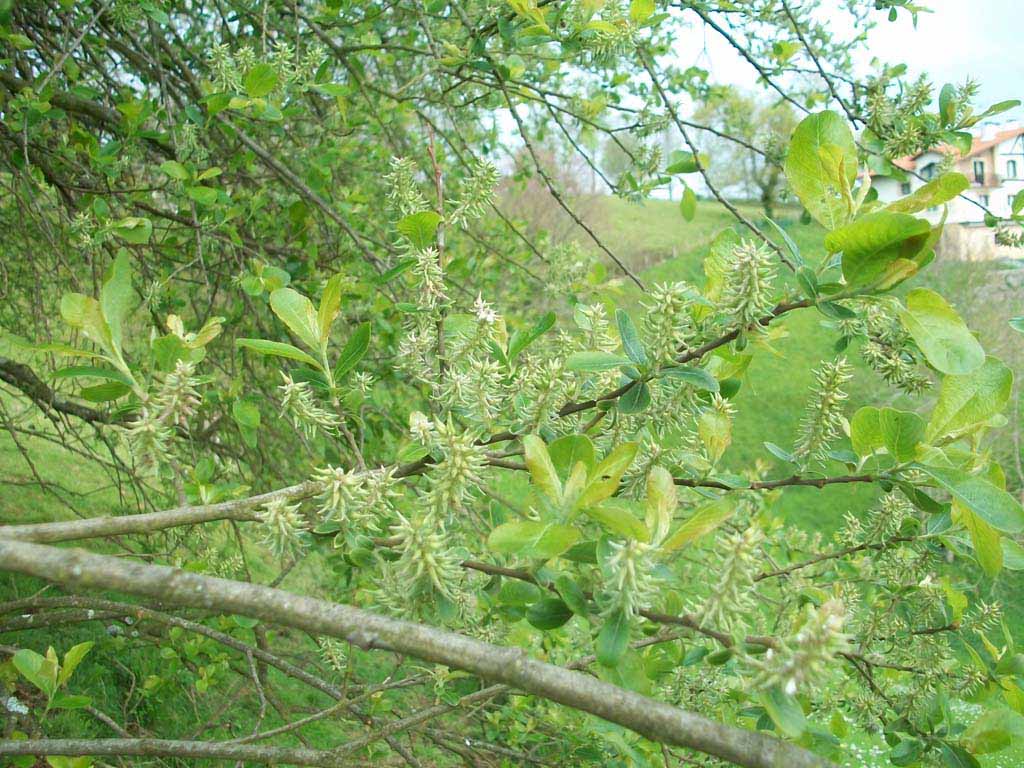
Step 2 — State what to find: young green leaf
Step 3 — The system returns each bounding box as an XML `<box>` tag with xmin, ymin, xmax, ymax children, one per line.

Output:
<box><xmin>886</xmin><ymin>173</ymin><xmax>969</xmax><ymax>214</ymax></box>
<box><xmin>236</xmin><ymin>338</ymin><xmax>321</xmax><ymax>368</ymax></box>
<box><xmin>318</xmin><ymin>274</ymin><xmax>345</xmax><ymax>346</ymax></box>
<box><xmin>334</xmin><ymin>322</ymin><xmax>371</xmax><ymax>380</ymax></box>
<box><xmin>900</xmin><ymin>288</ymin><xmax>985</xmax><ymax>375</ymax></box>
<box><xmin>918</xmin><ymin>464</ymin><xmax>1024</xmax><ymax>533</ymax></box>
<box><xmin>269</xmin><ymin>288</ymin><xmax>321</xmax><ymax>352</ymax></box>
<box><xmin>824</xmin><ymin>211</ymin><xmax>930</xmax><ymax>288</ymax></box>
<box><xmin>784</xmin><ymin>110</ymin><xmax>857</xmax><ymax>230</ymax></box>
<box><xmin>596</xmin><ymin>608</ymin><xmax>630</xmax><ymax>666</ymax></box>
<box><xmin>396</xmin><ymin>211</ymin><xmax>442</xmax><ymax>250</ymax></box>
<box><xmin>926</xmin><ymin>357</ymin><xmax>1013</xmax><ymax>441</ymax></box>
<box><xmin>487</xmin><ymin>521</ymin><xmax>580</xmax><ymax>559</ymax></box>
<box><xmin>244</xmin><ymin>62</ymin><xmax>279</xmax><ymax>97</ymax></box>
<box><xmin>565</xmin><ymin>351</ymin><xmax>632</xmax><ymax>372</ymax></box>
<box><xmin>615</xmin><ymin>309</ymin><xmax>647</xmax><ymax>365</ymax></box>
<box><xmin>524</xmin><ymin>434</ymin><xmax>563</xmax><ymax>505</ymax></box>
<box><xmin>661</xmin><ymin>498</ymin><xmax>734</xmax><ymax>552</ymax></box>
<box><xmin>878</xmin><ymin>408</ymin><xmax>926</xmax><ymax>462</ymax></box>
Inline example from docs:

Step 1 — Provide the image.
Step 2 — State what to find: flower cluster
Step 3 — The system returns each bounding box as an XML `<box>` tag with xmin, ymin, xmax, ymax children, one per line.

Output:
<box><xmin>698</xmin><ymin>526</ymin><xmax>763</xmax><ymax>633</ymax></box>
<box><xmin>257</xmin><ymin>498</ymin><xmax>307</xmax><ymax>558</ymax></box>
<box><xmin>600</xmin><ymin>539</ymin><xmax>661</xmax><ymax>618</ymax></box>
<box><xmin>385</xmin><ymin>157</ymin><xmax>429</xmax><ymax>217</ymax></box>
<box><xmin>641</xmin><ymin>282</ymin><xmax>695</xmax><ymax>363</ymax></box>
<box><xmin>793</xmin><ymin>357</ymin><xmax>853</xmax><ymax>466</ymax></box>
<box><xmin>450</xmin><ymin>161</ymin><xmax>499</xmax><ymax>227</ymax></box>
<box><xmin>753</xmin><ymin>599</ymin><xmax>850</xmax><ymax>694</ymax></box>
<box><xmin>314</xmin><ymin>465</ymin><xmax>399</xmax><ymax>530</ymax></box>
<box><xmin>278</xmin><ymin>373</ymin><xmax>340</xmax><ymax>438</ymax></box>
<box><xmin>720</xmin><ymin>240</ymin><xmax>777</xmax><ymax>330</ymax></box>
<box><xmin>860</xmin><ymin>301</ymin><xmax>931</xmax><ymax>394</ymax></box>
<box><xmin>417</xmin><ymin>417</ymin><xmax>487</xmax><ymax>513</ymax></box>
<box><xmin>389</xmin><ymin>510</ymin><xmax>464</xmax><ymax>602</ymax></box>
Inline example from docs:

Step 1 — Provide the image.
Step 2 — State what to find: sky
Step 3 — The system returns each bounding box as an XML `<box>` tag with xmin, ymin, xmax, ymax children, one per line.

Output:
<box><xmin>672</xmin><ymin>0</ymin><xmax>1022</xmax><ymax>122</ymax></box>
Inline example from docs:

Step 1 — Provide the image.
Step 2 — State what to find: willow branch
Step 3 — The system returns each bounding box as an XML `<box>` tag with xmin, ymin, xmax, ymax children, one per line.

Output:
<box><xmin>0</xmin><ymin>540</ymin><xmax>835</xmax><ymax>768</ymax></box>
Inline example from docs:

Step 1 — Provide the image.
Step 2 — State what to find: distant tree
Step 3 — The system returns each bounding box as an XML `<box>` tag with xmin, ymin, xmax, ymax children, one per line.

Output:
<box><xmin>694</xmin><ymin>90</ymin><xmax>800</xmax><ymax>219</ymax></box>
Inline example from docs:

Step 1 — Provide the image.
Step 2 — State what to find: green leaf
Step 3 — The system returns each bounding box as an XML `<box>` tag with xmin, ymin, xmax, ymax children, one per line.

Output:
<box><xmin>628</xmin><ymin>0</ymin><xmax>654</xmax><ymax>24</ymax></box>
<box><xmin>269</xmin><ymin>288</ymin><xmax>321</xmax><ymax>352</ymax></box>
<box><xmin>900</xmin><ymin>288</ymin><xmax>985</xmax><ymax>375</ymax></box>
<box><xmin>927</xmin><ymin>357</ymin><xmax>1013</xmax><ymax>441</ymax></box>
<box><xmin>508</xmin><ymin>311</ymin><xmax>555</xmax><ymax>360</ymax></box>
<box><xmin>526</xmin><ymin>598</ymin><xmax>573</xmax><ymax>630</ymax></box>
<box><xmin>939</xmin><ymin>83</ymin><xmax>957</xmax><ymax>127</ymax></box>
<box><xmin>962</xmin><ymin>707</ymin><xmax>1024</xmax><ymax>754</ymax></box>
<box><xmin>615</xmin><ymin>309</ymin><xmax>646</xmax><ymax>365</ymax></box>
<box><xmin>661</xmin><ymin>365</ymin><xmax>719</xmax><ymax>392</ymax></box>
<box><xmin>52</xmin><ymin>366</ymin><xmax>133</xmax><ymax>386</ymax></box>
<box><xmin>784</xmin><ymin>110</ymin><xmax>857</xmax><ymax>229</ymax></box>
<box><xmin>243</xmin><ymin>62</ymin><xmax>279</xmax><ymax>97</ymax></box>
<box><xmin>13</xmin><ymin>648</ymin><xmax>55</xmax><ymax>697</ymax></box>
<box><xmin>596</xmin><ymin>609</ymin><xmax>630</xmax><ymax>666</ymax></box>
<box><xmin>80</xmin><ymin>382</ymin><xmax>131</xmax><ymax>402</ymax></box>
<box><xmin>582</xmin><ymin>499</ymin><xmax>649</xmax><ymax>541</ymax></box>
<box><xmin>576</xmin><ymin>442</ymin><xmax>638</xmax><ymax>509</ymax></box>
<box><xmin>159</xmin><ymin>160</ymin><xmax>189</xmax><ymax>180</ymax></box>
<box><xmin>396</xmin><ymin>211</ymin><xmax>442</xmax><ymax>249</ymax></box>
<box><xmin>565</xmin><ymin>351</ymin><xmax>632</xmax><ymax>372</ymax></box>
<box><xmin>60</xmin><ymin>293</ymin><xmax>113</xmax><ymax>355</ymax></box>
<box><xmin>645</xmin><ymin>466</ymin><xmax>676</xmax><ymax>545</ymax></box>
<box><xmin>332</xmin><ymin>322</ymin><xmax>370</xmax><ymax>381</ymax></box>
<box><xmin>318</xmin><ymin>274</ymin><xmax>345</xmax><ymax>346</ymax></box>
<box><xmin>100</xmin><ymin>251</ymin><xmax>135</xmax><ymax>357</ymax></box>
<box><xmin>487</xmin><ymin>521</ymin><xmax>580</xmax><ymax>559</ymax></box>
<box><xmin>918</xmin><ymin>465</ymin><xmax>1024</xmax><ymax>533</ymax></box>
<box><xmin>661</xmin><ymin>498</ymin><xmax>734</xmax><ymax>552</ymax></box>
<box><xmin>186</xmin><ymin>185</ymin><xmax>218</xmax><ymax>206</ymax></box>
<box><xmin>58</xmin><ymin>642</ymin><xmax>94</xmax><ymax>687</ymax></box>
<box><xmin>548</xmin><ymin>434</ymin><xmax>595</xmax><ymax>479</ymax></box>
<box><xmin>554</xmin><ymin>575</ymin><xmax>590</xmax><ymax>617</ymax></box>
<box><xmin>761</xmin><ymin>685</ymin><xmax>806</xmax><ymax>738</ymax></box>
<box><xmin>763</xmin><ymin>217</ymin><xmax>803</xmax><ymax>268</ymax></box>
<box><xmin>886</xmin><ymin>173</ymin><xmax>969</xmax><ymax>213</ymax></box>
<box><xmin>1003</xmin><ymin>539</ymin><xmax>1024</xmax><ymax>571</ymax></box>
<box><xmin>851</xmin><ymin>406</ymin><xmax>884</xmax><ymax>457</ymax></box>
<box><xmin>235</xmin><ymin>338</ymin><xmax>321</xmax><ymax>368</ymax></box>
<box><xmin>679</xmin><ymin>185</ymin><xmax>697</xmax><ymax>221</ymax></box>
<box><xmin>617</xmin><ymin>381</ymin><xmax>650</xmax><ymax>414</ymax></box>
<box><xmin>50</xmin><ymin>693</ymin><xmax>92</xmax><ymax>710</ymax></box>
<box><xmin>824</xmin><ymin>211</ymin><xmax>930</xmax><ymax>287</ymax></box>
<box><xmin>879</xmin><ymin>408</ymin><xmax>925</xmax><ymax>462</ymax></box>
<box><xmin>665</xmin><ymin>150</ymin><xmax>707</xmax><ymax>174</ymax></box>
<box><xmin>938</xmin><ymin>742</ymin><xmax>981</xmax><ymax>768</ymax></box>
<box><xmin>524</xmin><ymin>434</ymin><xmax>562</xmax><ymax>504</ymax></box>
<box><xmin>110</xmin><ymin>216</ymin><xmax>152</xmax><ymax>244</ymax></box>
<box><xmin>959</xmin><ymin>504</ymin><xmax>1003</xmax><ymax>577</ymax></box>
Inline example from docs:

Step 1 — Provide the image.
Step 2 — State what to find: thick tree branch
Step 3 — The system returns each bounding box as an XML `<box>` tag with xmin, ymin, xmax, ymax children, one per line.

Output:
<box><xmin>0</xmin><ymin>540</ymin><xmax>835</xmax><ymax>768</ymax></box>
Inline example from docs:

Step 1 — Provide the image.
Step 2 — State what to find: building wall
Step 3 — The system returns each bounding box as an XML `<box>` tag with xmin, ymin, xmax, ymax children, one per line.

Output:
<box><xmin>871</xmin><ymin>136</ymin><xmax>1024</xmax><ymax>225</ymax></box>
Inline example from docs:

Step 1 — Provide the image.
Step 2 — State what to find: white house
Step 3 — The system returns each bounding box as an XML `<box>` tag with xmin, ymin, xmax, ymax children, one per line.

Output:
<box><xmin>873</xmin><ymin>123</ymin><xmax>1024</xmax><ymax>225</ymax></box>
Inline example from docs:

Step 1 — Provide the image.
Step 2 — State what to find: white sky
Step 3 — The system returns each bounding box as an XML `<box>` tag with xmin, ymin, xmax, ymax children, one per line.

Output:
<box><xmin>672</xmin><ymin>0</ymin><xmax>1021</xmax><ymax>121</ymax></box>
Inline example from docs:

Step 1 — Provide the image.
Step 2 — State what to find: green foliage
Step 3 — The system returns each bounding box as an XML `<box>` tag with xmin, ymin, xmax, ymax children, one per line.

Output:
<box><xmin>2</xmin><ymin>3</ymin><xmax>1023</xmax><ymax>766</ymax></box>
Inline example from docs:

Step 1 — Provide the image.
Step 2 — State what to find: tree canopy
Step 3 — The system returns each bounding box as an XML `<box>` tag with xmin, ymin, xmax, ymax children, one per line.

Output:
<box><xmin>1</xmin><ymin>1</ymin><xmax>1023</xmax><ymax>767</ymax></box>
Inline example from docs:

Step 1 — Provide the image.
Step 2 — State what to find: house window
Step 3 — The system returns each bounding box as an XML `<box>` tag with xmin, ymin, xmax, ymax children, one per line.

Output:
<box><xmin>981</xmin><ymin>194</ymin><xmax>990</xmax><ymax>207</ymax></box>
<box><xmin>1008</xmin><ymin>159</ymin><xmax>1018</xmax><ymax>179</ymax></box>
<box><xmin>900</xmin><ymin>182</ymin><xmax>911</xmax><ymax>195</ymax></box>
<box><xmin>921</xmin><ymin>162</ymin><xmax>937</xmax><ymax>180</ymax></box>
<box><xmin>973</xmin><ymin>159</ymin><xmax>985</xmax><ymax>184</ymax></box>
